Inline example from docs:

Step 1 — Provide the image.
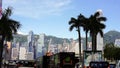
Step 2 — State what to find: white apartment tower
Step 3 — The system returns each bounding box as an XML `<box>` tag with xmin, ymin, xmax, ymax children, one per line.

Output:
<box><xmin>37</xmin><ymin>34</ymin><xmax>45</xmax><ymax>57</ymax></box>
<box><xmin>96</xmin><ymin>9</ymin><xmax>104</xmax><ymax>51</ymax></box>
<box><xmin>19</xmin><ymin>47</ymin><xmax>27</xmax><ymax>60</ymax></box>
<box><xmin>115</xmin><ymin>39</ymin><xmax>120</xmax><ymax>47</ymax></box>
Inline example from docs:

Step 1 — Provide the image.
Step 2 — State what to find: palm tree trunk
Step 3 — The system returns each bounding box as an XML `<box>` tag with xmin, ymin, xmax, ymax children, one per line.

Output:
<box><xmin>77</xmin><ymin>27</ymin><xmax>82</xmax><ymax>66</ymax></box>
<box><xmin>0</xmin><ymin>44</ymin><xmax>3</xmax><ymax>68</ymax></box>
<box><xmin>0</xmin><ymin>39</ymin><xmax>4</xmax><ymax>68</ymax></box>
<box><xmin>91</xmin><ymin>34</ymin><xmax>93</xmax><ymax>51</ymax></box>
<box><xmin>94</xmin><ymin>35</ymin><xmax>97</xmax><ymax>51</ymax></box>
<box><xmin>92</xmin><ymin>33</ymin><xmax>96</xmax><ymax>52</ymax></box>
<box><xmin>92</xmin><ymin>33</ymin><xmax>97</xmax><ymax>61</ymax></box>
<box><xmin>0</xmin><ymin>35</ymin><xmax>5</xmax><ymax>68</ymax></box>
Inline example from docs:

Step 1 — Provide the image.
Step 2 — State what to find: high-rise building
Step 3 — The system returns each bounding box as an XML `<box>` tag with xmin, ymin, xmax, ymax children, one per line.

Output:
<box><xmin>68</xmin><ymin>40</ymin><xmax>83</xmax><ymax>57</ymax></box>
<box><xmin>11</xmin><ymin>48</ymin><xmax>18</xmax><ymax>60</ymax></box>
<box><xmin>115</xmin><ymin>39</ymin><xmax>120</xmax><ymax>47</ymax></box>
<box><xmin>28</xmin><ymin>31</ymin><xmax>34</xmax><ymax>52</ymax></box>
<box><xmin>33</xmin><ymin>36</ymin><xmax>38</xmax><ymax>59</ymax></box>
<box><xmin>19</xmin><ymin>47</ymin><xmax>27</xmax><ymax>60</ymax></box>
<box><xmin>62</xmin><ymin>40</ymin><xmax>69</xmax><ymax>52</ymax></box>
<box><xmin>48</xmin><ymin>38</ymin><xmax>52</xmax><ymax>52</ymax></box>
<box><xmin>97</xmin><ymin>33</ymin><xmax>104</xmax><ymax>50</ymax></box>
<box><xmin>36</xmin><ymin>34</ymin><xmax>45</xmax><ymax>57</ymax></box>
<box><xmin>26</xmin><ymin>52</ymin><xmax>33</xmax><ymax>60</ymax></box>
<box><xmin>96</xmin><ymin>9</ymin><xmax>104</xmax><ymax>51</ymax></box>
<box><xmin>28</xmin><ymin>31</ymin><xmax>34</xmax><ymax>43</ymax></box>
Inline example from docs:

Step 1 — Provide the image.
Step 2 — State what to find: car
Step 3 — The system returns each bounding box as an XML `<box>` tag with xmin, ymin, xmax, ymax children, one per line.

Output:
<box><xmin>89</xmin><ymin>61</ymin><xmax>110</xmax><ymax>68</ymax></box>
<box><xmin>109</xmin><ymin>64</ymin><xmax>116</xmax><ymax>68</ymax></box>
<box><xmin>16</xmin><ymin>61</ymin><xmax>36</xmax><ymax>68</ymax></box>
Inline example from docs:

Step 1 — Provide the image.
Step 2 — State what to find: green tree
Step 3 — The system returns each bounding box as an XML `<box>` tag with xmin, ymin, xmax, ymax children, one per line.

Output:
<box><xmin>89</xmin><ymin>11</ymin><xmax>107</xmax><ymax>51</ymax></box>
<box><xmin>104</xmin><ymin>43</ymin><xmax>120</xmax><ymax>61</ymax></box>
<box><xmin>69</xmin><ymin>14</ymin><xmax>85</xmax><ymax>64</ymax></box>
<box><xmin>104</xmin><ymin>43</ymin><xmax>114</xmax><ymax>60</ymax></box>
<box><xmin>0</xmin><ymin>7</ymin><xmax>21</xmax><ymax>68</ymax></box>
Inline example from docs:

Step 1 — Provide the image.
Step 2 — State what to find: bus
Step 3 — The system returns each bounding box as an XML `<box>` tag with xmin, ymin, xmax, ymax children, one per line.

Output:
<box><xmin>49</xmin><ymin>52</ymin><xmax>75</xmax><ymax>68</ymax></box>
<box><xmin>36</xmin><ymin>52</ymin><xmax>76</xmax><ymax>68</ymax></box>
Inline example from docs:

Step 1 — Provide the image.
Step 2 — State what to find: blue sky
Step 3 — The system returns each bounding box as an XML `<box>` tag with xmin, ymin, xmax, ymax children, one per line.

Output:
<box><xmin>2</xmin><ymin>0</ymin><xmax>120</xmax><ymax>39</ymax></box>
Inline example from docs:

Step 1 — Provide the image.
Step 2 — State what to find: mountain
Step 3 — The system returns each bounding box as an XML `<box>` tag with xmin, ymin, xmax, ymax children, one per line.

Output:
<box><xmin>13</xmin><ymin>34</ymin><xmax>28</xmax><ymax>43</ymax></box>
<box><xmin>13</xmin><ymin>30</ymin><xmax>120</xmax><ymax>45</ymax></box>
<box><xmin>44</xmin><ymin>35</ymin><xmax>71</xmax><ymax>44</ymax></box>
<box><xmin>45</xmin><ymin>30</ymin><xmax>120</xmax><ymax>45</ymax></box>
<box><xmin>104</xmin><ymin>30</ymin><xmax>120</xmax><ymax>44</ymax></box>
<box><xmin>13</xmin><ymin>34</ymin><xmax>71</xmax><ymax>46</ymax></box>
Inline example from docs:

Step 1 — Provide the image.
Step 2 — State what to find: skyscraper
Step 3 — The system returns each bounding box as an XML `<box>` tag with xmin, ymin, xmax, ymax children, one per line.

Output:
<box><xmin>28</xmin><ymin>31</ymin><xmax>34</xmax><ymax>52</ymax></box>
<box><xmin>96</xmin><ymin>9</ymin><xmax>104</xmax><ymax>51</ymax></box>
<box><xmin>115</xmin><ymin>39</ymin><xmax>120</xmax><ymax>47</ymax></box>
<box><xmin>27</xmin><ymin>31</ymin><xmax>36</xmax><ymax>59</ymax></box>
<box><xmin>36</xmin><ymin>34</ymin><xmax>45</xmax><ymax>57</ymax></box>
<box><xmin>19</xmin><ymin>47</ymin><xmax>27</xmax><ymax>60</ymax></box>
<box><xmin>11</xmin><ymin>48</ymin><xmax>18</xmax><ymax>60</ymax></box>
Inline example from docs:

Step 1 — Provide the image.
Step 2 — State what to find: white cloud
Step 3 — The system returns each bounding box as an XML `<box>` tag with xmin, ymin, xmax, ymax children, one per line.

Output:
<box><xmin>3</xmin><ymin>0</ymin><xmax>72</xmax><ymax>19</ymax></box>
<box><xmin>17</xmin><ymin>31</ymin><xmax>27</xmax><ymax>35</ymax></box>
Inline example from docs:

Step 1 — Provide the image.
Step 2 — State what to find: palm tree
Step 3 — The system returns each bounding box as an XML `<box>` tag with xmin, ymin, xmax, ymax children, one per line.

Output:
<box><xmin>0</xmin><ymin>7</ymin><xmax>21</xmax><ymax>68</ymax></box>
<box><xmin>82</xmin><ymin>17</ymin><xmax>89</xmax><ymax>50</ymax></box>
<box><xmin>89</xmin><ymin>11</ymin><xmax>107</xmax><ymax>51</ymax></box>
<box><xmin>69</xmin><ymin>14</ymin><xmax>85</xmax><ymax>65</ymax></box>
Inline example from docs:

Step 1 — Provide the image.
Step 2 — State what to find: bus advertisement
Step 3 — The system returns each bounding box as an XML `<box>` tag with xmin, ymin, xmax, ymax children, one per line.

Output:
<box><xmin>83</xmin><ymin>50</ymin><xmax>102</xmax><ymax>67</ymax></box>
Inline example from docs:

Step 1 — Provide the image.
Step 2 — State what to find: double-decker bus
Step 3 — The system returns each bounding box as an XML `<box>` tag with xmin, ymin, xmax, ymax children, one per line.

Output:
<box><xmin>36</xmin><ymin>52</ymin><xmax>76</xmax><ymax>68</ymax></box>
<box><xmin>49</xmin><ymin>52</ymin><xmax>75</xmax><ymax>68</ymax></box>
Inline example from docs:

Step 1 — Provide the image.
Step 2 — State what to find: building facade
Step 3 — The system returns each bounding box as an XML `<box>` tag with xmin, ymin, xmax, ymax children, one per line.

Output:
<box><xmin>36</xmin><ymin>34</ymin><xmax>45</xmax><ymax>57</ymax></box>
<box><xmin>115</xmin><ymin>39</ymin><xmax>120</xmax><ymax>47</ymax></box>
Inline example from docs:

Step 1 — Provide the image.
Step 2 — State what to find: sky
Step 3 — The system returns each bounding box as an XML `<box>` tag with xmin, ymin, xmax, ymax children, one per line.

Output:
<box><xmin>2</xmin><ymin>0</ymin><xmax>120</xmax><ymax>39</ymax></box>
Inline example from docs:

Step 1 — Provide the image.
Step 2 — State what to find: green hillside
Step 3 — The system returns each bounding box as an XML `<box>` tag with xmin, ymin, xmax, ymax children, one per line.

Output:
<box><xmin>104</xmin><ymin>30</ymin><xmax>120</xmax><ymax>44</ymax></box>
<box><xmin>13</xmin><ymin>30</ymin><xmax>120</xmax><ymax>45</ymax></box>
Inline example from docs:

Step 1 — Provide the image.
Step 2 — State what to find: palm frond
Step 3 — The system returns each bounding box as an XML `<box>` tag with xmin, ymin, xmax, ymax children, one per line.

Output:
<box><xmin>99</xmin><ymin>23</ymin><xmax>106</xmax><ymax>29</ymax></box>
<box><xmin>69</xmin><ymin>17</ymin><xmax>77</xmax><ymax>25</ymax></box>
<box><xmin>94</xmin><ymin>12</ymin><xmax>100</xmax><ymax>17</ymax></box>
<box><xmin>98</xmin><ymin>30</ymin><xmax>104</xmax><ymax>37</ymax></box>
<box><xmin>78</xmin><ymin>14</ymin><xmax>85</xmax><ymax>20</ymax></box>
<box><xmin>0</xmin><ymin>7</ymin><xmax>21</xmax><ymax>41</ymax></box>
<box><xmin>97</xmin><ymin>17</ymin><xmax>107</xmax><ymax>22</ymax></box>
<box><xmin>69</xmin><ymin>24</ymin><xmax>76</xmax><ymax>31</ymax></box>
<box><xmin>3</xmin><ymin>7</ymin><xmax>12</xmax><ymax>18</ymax></box>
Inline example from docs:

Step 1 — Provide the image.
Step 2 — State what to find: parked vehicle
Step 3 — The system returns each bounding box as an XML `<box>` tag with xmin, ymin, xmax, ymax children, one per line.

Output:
<box><xmin>109</xmin><ymin>64</ymin><xmax>116</xmax><ymax>68</ymax></box>
<box><xmin>16</xmin><ymin>60</ymin><xmax>36</xmax><ymax>68</ymax></box>
<box><xmin>89</xmin><ymin>61</ymin><xmax>110</xmax><ymax>68</ymax></box>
